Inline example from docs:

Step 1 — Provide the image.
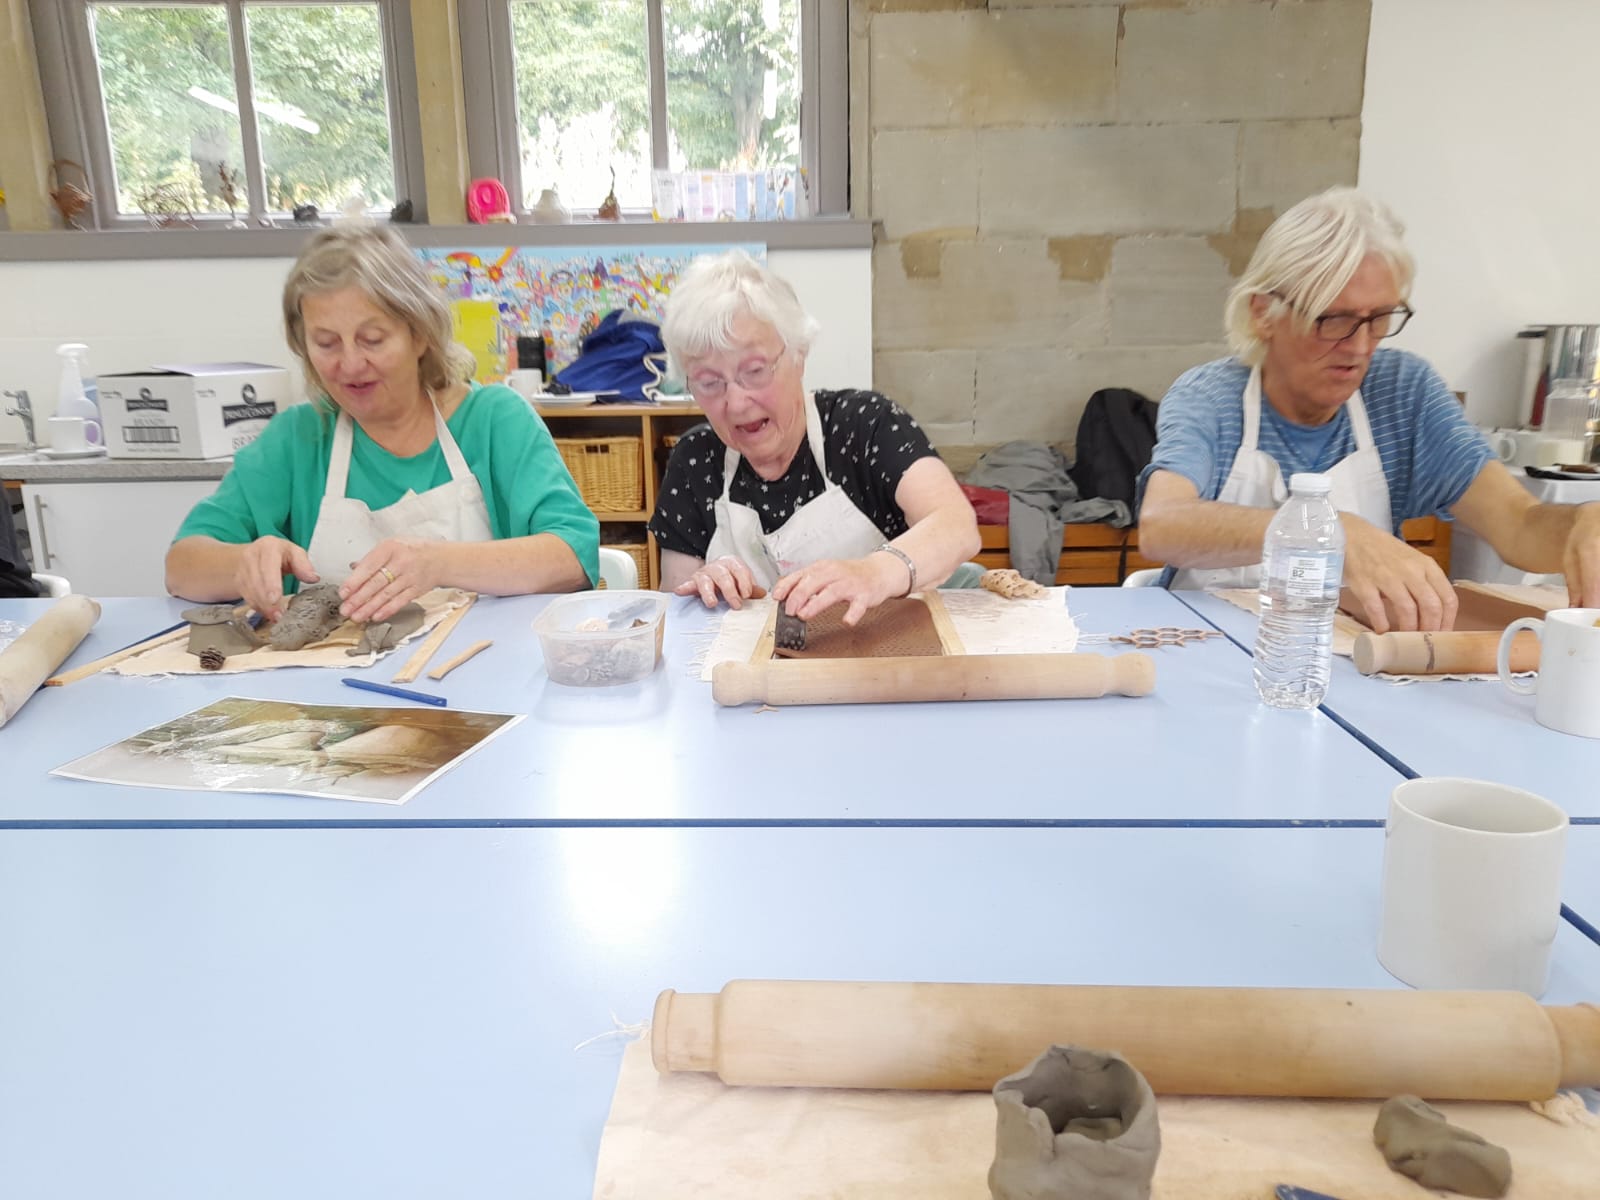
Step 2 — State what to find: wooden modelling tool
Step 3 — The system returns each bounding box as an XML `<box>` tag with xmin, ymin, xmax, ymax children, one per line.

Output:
<box><xmin>390</xmin><ymin>594</ymin><xmax>475</xmax><ymax>683</ymax></box>
<box><xmin>1</xmin><ymin>595</ymin><xmax>101</xmax><ymax>723</ymax></box>
<box><xmin>44</xmin><ymin>618</ymin><xmax>183</xmax><ymax>686</ymax></box>
<box><xmin>651</xmin><ymin>980</ymin><xmax>1600</xmax><ymax>1101</ymax></box>
<box><xmin>1353</xmin><ymin>629</ymin><xmax>1541</xmax><ymax>676</ymax></box>
<box><xmin>713</xmin><ymin>651</ymin><xmax>1155</xmax><ymax>707</ymax></box>
<box><xmin>427</xmin><ymin>639</ymin><xmax>492</xmax><ymax>680</ymax></box>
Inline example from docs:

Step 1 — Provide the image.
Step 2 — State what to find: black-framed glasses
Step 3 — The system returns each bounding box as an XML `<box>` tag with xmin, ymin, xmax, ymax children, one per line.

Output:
<box><xmin>1271</xmin><ymin>293</ymin><xmax>1415</xmax><ymax>343</ymax></box>
<box><xmin>686</xmin><ymin>351</ymin><xmax>784</xmax><ymax>400</ymax></box>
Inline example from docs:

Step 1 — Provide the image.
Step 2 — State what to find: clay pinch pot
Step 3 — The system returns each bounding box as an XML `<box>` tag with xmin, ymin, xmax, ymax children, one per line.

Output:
<box><xmin>988</xmin><ymin>1045</ymin><xmax>1160</xmax><ymax>1200</ymax></box>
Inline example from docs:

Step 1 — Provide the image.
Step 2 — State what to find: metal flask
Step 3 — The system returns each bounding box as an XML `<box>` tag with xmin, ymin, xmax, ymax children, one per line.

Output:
<box><xmin>1520</xmin><ymin>324</ymin><xmax>1600</xmax><ymax>429</ymax></box>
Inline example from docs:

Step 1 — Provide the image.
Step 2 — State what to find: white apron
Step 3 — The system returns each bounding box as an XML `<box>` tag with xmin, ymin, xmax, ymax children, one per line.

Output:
<box><xmin>704</xmin><ymin>393</ymin><xmax>886</xmax><ymax>591</ymax></box>
<box><xmin>1172</xmin><ymin>366</ymin><xmax>1391</xmax><ymax>590</ymax></box>
<box><xmin>305</xmin><ymin>401</ymin><xmax>493</xmax><ymax>586</ymax></box>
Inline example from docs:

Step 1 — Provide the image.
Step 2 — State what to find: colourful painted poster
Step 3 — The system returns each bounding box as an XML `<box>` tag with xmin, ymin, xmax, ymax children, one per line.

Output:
<box><xmin>417</xmin><ymin>243</ymin><xmax>766</xmax><ymax>376</ymax></box>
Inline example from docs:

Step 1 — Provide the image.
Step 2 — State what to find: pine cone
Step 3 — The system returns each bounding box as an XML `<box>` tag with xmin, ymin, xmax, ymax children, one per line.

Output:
<box><xmin>199</xmin><ymin>646</ymin><xmax>226</xmax><ymax>671</ymax></box>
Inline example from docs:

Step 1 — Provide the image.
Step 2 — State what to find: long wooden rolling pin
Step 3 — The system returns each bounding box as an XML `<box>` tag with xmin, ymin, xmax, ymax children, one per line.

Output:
<box><xmin>652</xmin><ymin>980</ymin><xmax>1600</xmax><ymax>1101</ymax></box>
<box><xmin>0</xmin><ymin>595</ymin><xmax>102</xmax><ymax>727</ymax></box>
<box><xmin>1353</xmin><ymin>629</ymin><xmax>1540</xmax><ymax>676</ymax></box>
<box><xmin>712</xmin><ymin>652</ymin><xmax>1155</xmax><ymax>707</ymax></box>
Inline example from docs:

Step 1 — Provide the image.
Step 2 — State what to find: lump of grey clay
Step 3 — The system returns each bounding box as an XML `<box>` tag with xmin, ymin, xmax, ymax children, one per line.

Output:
<box><xmin>268</xmin><ymin>582</ymin><xmax>345</xmax><ymax>651</ymax></box>
<box><xmin>1373</xmin><ymin>1095</ymin><xmax>1511</xmax><ymax>1199</ymax></box>
<box><xmin>345</xmin><ymin>602</ymin><xmax>425</xmax><ymax>657</ymax></box>
<box><xmin>988</xmin><ymin>1045</ymin><xmax>1160</xmax><ymax>1200</ymax></box>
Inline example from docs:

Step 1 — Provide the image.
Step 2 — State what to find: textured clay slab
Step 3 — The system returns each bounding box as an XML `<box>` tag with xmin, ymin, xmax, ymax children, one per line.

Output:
<box><xmin>774</xmin><ymin>597</ymin><xmax>945</xmax><ymax>660</ymax></box>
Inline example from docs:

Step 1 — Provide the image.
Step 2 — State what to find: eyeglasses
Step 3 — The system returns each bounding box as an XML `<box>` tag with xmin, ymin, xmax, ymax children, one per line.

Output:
<box><xmin>1270</xmin><ymin>293</ymin><xmax>1415</xmax><ymax>343</ymax></box>
<box><xmin>686</xmin><ymin>351</ymin><xmax>783</xmax><ymax>400</ymax></box>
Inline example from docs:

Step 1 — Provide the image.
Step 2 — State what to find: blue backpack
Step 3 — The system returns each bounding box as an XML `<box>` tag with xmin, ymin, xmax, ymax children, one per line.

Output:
<box><xmin>554</xmin><ymin>310</ymin><xmax>666</xmax><ymax>401</ymax></box>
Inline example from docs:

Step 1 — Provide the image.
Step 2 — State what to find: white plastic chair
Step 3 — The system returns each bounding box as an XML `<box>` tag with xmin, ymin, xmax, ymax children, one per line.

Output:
<box><xmin>597</xmin><ymin>547</ymin><xmax>639</xmax><ymax>590</ymax></box>
<box><xmin>1121</xmin><ymin>568</ymin><xmax>1162</xmax><ymax>588</ymax></box>
<box><xmin>32</xmin><ymin>572</ymin><xmax>71</xmax><ymax>597</ymax></box>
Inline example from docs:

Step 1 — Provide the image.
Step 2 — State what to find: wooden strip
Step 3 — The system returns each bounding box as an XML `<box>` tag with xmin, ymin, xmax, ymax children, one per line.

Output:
<box><xmin>391</xmin><ymin>594</ymin><xmax>476</xmax><ymax>684</ymax></box>
<box><xmin>920</xmin><ymin>591</ymin><xmax>964</xmax><ymax>657</ymax></box>
<box><xmin>427</xmin><ymin>639</ymin><xmax>492</xmax><ymax>681</ymax></box>
<box><xmin>747</xmin><ymin>603</ymin><xmax>778</xmax><ymax>666</ymax></box>
<box><xmin>45</xmin><ymin>625</ymin><xmax>189</xmax><ymax>686</ymax></box>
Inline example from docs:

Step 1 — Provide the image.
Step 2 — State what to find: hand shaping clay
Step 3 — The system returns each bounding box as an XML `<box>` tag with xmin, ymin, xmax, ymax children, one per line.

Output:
<box><xmin>1373</xmin><ymin>1095</ymin><xmax>1511</xmax><ymax>1198</ymax></box>
<box><xmin>988</xmin><ymin>1045</ymin><xmax>1160</xmax><ymax>1200</ymax></box>
<box><xmin>267</xmin><ymin>583</ymin><xmax>345</xmax><ymax>650</ymax></box>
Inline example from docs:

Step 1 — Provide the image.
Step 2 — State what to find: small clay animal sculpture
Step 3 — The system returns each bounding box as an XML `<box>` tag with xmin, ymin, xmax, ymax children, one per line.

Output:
<box><xmin>1373</xmin><ymin>1095</ymin><xmax>1511</xmax><ymax>1198</ymax></box>
<box><xmin>346</xmin><ymin>602</ymin><xmax>425</xmax><ymax>657</ymax></box>
<box><xmin>267</xmin><ymin>583</ymin><xmax>346</xmax><ymax>651</ymax></box>
<box><xmin>988</xmin><ymin>1045</ymin><xmax>1160</xmax><ymax>1200</ymax></box>
<box><xmin>182</xmin><ymin>604</ymin><xmax>264</xmax><ymax>664</ymax></box>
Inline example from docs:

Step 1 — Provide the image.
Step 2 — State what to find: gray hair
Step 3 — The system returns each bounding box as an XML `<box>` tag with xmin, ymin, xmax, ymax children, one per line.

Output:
<box><xmin>282</xmin><ymin>223</ymin><xmax>477</xmax><ymax>407</ymax></box>
<box><xmin>1223</xmin><ymin>187</ymin><xmax>1416</xmax><ymax>367</ymax></box>
<box><xmin>660</xmin><ymin>249</ymin><xmax>820</xmax><ymax>377</ymax></box>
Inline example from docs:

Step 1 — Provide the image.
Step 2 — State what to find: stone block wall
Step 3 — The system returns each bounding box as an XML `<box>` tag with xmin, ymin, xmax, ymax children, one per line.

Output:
<box><xmin>855</xmin><ymin>0</ymin><xmax>1369</xmax><ymax>471</ymax></box>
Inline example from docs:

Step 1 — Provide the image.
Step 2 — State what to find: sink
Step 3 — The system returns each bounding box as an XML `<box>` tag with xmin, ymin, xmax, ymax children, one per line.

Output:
<box><xmin>0</xmin><ymin>452</ymin><xmax>46</xmax><ymax>466</ymax></box>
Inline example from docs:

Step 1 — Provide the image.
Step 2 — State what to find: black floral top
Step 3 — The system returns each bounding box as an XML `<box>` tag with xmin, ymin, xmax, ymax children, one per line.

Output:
<box><xmin>648</xmin><ymin>389</ymin><xmax>938</xmax><ymax>560</ymax></box>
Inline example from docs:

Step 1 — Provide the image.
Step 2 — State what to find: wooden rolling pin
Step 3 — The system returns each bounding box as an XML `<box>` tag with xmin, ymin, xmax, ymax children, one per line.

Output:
<box><xmin>712</xmin><ymin>652</ymin><xmax>1155</xmax><ymax>707</ymax></box>
<box><xmin>1353</xmin><ymin>629</ymin><xmax>1540</xmax><ymax>676</ymax></box>
<box><xmin>652</xmin><ymin>980</ymin><xmax>1600</xmax><ymax>1101</ymax></box>
<box><xmin>0</xmin><ymin>595</ymin><xmax>101</xmax><ymax>728</ymax></box>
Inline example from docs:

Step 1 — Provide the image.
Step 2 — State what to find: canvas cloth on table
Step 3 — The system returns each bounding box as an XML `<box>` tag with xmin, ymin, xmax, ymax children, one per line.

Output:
<box><xmin>593</xmin><ymin>1038</ymin><xmax>1600</xmax><ymax>1200</ymax></box>
<box><xmin>112</xmin><ymin>588</ymin><xmax>472</xmax><ymax>676</ymax></box>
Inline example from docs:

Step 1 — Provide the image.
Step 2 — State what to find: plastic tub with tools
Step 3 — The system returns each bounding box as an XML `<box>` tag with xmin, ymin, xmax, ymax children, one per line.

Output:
<box><xmin>533</xmin><ymin>590</ymin><xmax>666</xmax><ymax>686</ymax></box>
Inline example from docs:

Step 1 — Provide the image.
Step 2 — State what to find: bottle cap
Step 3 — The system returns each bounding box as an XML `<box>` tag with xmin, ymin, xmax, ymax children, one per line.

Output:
<box><xmin>1288</xmin><ymin>472</ymin><xmax>1332</xmax><ymax>495</ymax></box>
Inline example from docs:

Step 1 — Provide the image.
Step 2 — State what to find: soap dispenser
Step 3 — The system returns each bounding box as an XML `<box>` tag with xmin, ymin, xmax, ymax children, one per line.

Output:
<box><xmin>56</xmin><ymin>342</ymin><xmax>103</xmax><ymax>446</ymax></box>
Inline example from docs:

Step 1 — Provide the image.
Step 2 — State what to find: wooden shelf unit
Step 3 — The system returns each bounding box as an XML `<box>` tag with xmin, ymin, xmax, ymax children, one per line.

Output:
<box><xmin>534</xmin><ymin>400</ymin><xmax>705</xmax><ymax>589</ymax></box>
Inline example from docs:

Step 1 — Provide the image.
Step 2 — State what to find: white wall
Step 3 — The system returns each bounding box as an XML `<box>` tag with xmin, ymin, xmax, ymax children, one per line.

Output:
<box><xmin>0</xmin><ymin>247</ymin><xmax>872</xmax><ymax>447</ymax></box>
<box><xmin>1361</xmin><ymin>0</ymin><xmax>1600</xmax><ymax>429</ymax></box>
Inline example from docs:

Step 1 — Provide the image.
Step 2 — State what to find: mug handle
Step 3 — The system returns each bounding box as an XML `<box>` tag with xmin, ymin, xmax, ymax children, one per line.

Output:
<box><xmin>1491</xmin><ymin>430</ymin><xmax>1516</xmax><ymax>461</ymax></box>
<box><xmin>82</xmin><ymin>418</ymin><xmax>103</xmax><ymax>447</ymax></box>
<box><xmin>1497</xmin><ymin>617</ymin><xmax>1543</xmax><ymax>695</ymax></box>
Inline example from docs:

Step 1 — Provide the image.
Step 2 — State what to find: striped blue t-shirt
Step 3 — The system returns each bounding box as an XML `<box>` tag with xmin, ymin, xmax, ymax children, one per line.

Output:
<box><xmin>1138</xmin><ymin>349</ymin><xmax>1494</xmax><ymax>534</ymax></box>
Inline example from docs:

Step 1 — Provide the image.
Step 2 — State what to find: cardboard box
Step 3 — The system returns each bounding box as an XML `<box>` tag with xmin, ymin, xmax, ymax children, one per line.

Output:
<box><xmin>97</xmin><ymin>363</ymin><xmax>296</xmax><ymax>459</ymax></box>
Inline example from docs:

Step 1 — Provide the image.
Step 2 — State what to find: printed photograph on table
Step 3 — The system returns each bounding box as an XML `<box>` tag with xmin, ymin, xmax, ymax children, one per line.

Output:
<box><xmin>418</xmin><ymin>244</ymin><xmax>765</xmax><ymax>377</ymax></box>
<box><xmin>52</xmin><ymin>696</ymin><xmax>522</xmax><ymax>805</ymax></box>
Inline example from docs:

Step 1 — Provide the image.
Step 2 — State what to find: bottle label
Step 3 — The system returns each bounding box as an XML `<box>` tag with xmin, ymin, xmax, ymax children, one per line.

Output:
<box><xmin>1284</xmin><ymin>555</ymin><xmax>1328</xmax><ymax>600</ymax></box>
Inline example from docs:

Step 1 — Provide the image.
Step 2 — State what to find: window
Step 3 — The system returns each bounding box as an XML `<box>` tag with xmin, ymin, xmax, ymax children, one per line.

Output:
<box><xmin>33</xmin><ymin>0</ymin><xmax>422</xmax><ymax>227</ymax></box>
<box><xmin>463</xmin><ymin>0</ymin><xmax>846</xmax><ymax>219</ymax></box>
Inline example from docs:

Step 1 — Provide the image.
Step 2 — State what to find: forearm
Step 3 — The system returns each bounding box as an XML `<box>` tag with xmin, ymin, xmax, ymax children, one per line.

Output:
<box><xmin>166</xmin><ymin>536</ymin><xmax>250</xmax><ymax>602</ymax></box>
<box><xmin>1137</xmin><ymin>501</ymin><xmax>1273</xmax><ymax>568</ymax></box>
<box><xmin>1492</xmin><ymin>503</ymin><xmax>1591</xmax><ymax>573</ymax></box>
<box><xmin>433</xmin><ymin>533</ymin><xmax>590</xmax><ymax>595</ymax></box>
<box><xmin>891</xmin><ymin>505</ymin><xmax>982</xmax><ymax>589</ymax></box>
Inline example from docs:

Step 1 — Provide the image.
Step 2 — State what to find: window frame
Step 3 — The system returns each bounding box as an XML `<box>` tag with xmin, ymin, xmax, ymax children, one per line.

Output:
<box><xmin>459</xmin><ymin>0</ymin><xmax>848</xmax><ymax>221</ymax></box>
<box><xmin>28</xmin><ymin>0</ymin><xmax>427</xmax><ymax>229</ymax></box>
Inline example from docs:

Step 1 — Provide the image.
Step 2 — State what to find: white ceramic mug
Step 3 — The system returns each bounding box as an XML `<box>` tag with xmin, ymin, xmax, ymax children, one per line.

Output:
<box><xmin>506</xmin><ymin>369</ymin><xmax>545</xmax><ymax>400</ymax></box>
<box><xmin>1378</xmin><ymin>777</ymin><xmax>1568</xmax><ymax>996</ymax></box>
<box><xmin>1497</xmin><ymin>608</ymin><xmax>1600</xmax><ymax>738</ymax></box>
<box><xmin>48</xmin><ymin>414</ymin><xmax>98</xmax><ymax>451</ymax></box>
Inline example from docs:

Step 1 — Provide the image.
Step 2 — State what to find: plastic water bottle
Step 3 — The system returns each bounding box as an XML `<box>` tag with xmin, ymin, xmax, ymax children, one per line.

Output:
<box><xmin>1254</xmin><ymin>473</ymin><xmax>1345</xmax><ymax>709</ymax></box>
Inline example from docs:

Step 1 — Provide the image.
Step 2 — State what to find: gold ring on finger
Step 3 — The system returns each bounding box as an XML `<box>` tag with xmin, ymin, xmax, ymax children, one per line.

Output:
<box><xmin>381</xmin><ymin>566</ymin><xmax>397</xmax><ymax>585</ymax></box>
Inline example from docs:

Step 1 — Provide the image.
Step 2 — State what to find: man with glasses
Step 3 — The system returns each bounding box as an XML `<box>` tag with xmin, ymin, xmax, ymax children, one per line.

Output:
<box><xmin>1139</xmin><ymin>187</ymin><xmax>1600</xmax><ymax>631</ymax></box>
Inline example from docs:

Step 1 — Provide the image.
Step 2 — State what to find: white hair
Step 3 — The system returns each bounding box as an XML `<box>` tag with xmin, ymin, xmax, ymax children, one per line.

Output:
<box><xmin>660</xmin><ymin>249</ymin><xmax>820</xmax><ymax>377</ymax></box>
<box><xmin>1223</xmin><ymin>187</ymin><xmax>1416</xmax><ymax>367</ymax></box>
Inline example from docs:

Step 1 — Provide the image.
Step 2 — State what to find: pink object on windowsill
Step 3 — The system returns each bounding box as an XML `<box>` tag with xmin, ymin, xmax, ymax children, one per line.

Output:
<box><xmin>467</xmin><ymin>178</ymin><xmax>514</xmax><ymax>224</ymax></box>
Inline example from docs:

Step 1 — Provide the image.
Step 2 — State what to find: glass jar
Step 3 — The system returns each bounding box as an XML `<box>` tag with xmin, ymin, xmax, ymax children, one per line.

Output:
<box><xmin>1541</xmin><ymin>377</ymin><xmax>1595</xmax><ymax>439</ymax></box>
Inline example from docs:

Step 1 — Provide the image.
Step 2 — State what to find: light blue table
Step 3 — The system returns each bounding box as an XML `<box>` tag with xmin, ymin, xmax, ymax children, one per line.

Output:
<box><xmin>0</xmin><ymin>588</ymin><xmax>1405</xmax><ymax>826</ymax></box>
<box><xmin>1173</xmin><ymin>589</ymin><xmax>1600</xmax><ymax>819</ymax></box>
<box><xmin>1</xmin><ymin>824</ymin><xmax>1596</xmax><ymax>1199</ymax></box>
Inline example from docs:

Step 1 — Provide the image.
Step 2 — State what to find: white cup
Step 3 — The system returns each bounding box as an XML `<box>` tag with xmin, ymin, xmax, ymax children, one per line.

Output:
<box><xmin>48</xmin><ymin>415</ymin><xmax>95</xmax><ymax>452</ymax></box>
<box><xmin>1378</xmin><ymin>777</ymin><xmax>1568</xmax><ymax>996</ymax></box>
<box><xmin>506</xmin><ymin>369</ymin><xmax>545</xmax><ymax>400</ymax></box>
<box><xmin>1497</xmin><ymin>608</ymin><xmax>1600</xmax><ymax>738</ymax></box>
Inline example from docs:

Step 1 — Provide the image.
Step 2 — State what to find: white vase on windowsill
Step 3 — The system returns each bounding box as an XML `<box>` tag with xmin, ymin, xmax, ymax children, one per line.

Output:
<box><xmin>530</xmin><ymin>188</ymin><xmax>571</xmax><ymax>225</ymax></box>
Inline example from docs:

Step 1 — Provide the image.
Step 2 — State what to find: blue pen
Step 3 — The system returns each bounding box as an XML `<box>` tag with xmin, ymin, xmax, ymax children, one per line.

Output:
<box><xmin>341</xmin><ymin>677</ymin><xmax>447</xmax><ymax>707</ymax></box>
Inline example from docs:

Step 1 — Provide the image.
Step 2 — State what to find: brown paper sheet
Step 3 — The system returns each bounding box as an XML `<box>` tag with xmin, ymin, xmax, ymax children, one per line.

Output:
<box><xmin>593</xmin><ymin>1039</ymin><xmax>1600</xmax><ymax>1199</ymax></box>
<box><xmin>112</xmin><ymin>589</ymin><xmax>471</xmax><ymax>676</ymax></box>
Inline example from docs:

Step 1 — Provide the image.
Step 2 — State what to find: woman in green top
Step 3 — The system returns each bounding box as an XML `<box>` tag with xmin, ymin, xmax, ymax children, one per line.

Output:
<box><xmin>166</xmin><ymin>225</ymin><xmax>599</xmax><ymax>624</ymax></box>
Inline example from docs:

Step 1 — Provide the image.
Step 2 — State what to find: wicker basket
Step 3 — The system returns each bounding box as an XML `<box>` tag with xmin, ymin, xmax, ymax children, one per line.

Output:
<box><xmin>555</xmin><ymin>436</ymin><xmax>644</xmax><ymax>512</ymax></box>
<box><xmin>601</xmin><ymin>542</ymin><xmax>652</xmax><ymax>589</ymax></box>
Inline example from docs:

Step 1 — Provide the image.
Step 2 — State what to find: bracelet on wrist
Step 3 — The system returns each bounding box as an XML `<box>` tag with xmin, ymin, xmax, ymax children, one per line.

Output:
<box><xmin>877</xmin><ymin>543</ymin><xmax>917</xmax><ymax>597</ymax></box>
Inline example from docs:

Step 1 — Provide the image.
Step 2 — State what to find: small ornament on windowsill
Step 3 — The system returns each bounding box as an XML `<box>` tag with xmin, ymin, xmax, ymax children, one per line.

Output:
<box><xmin>218</xmin><ymin>164</ymin><xmax>247</xmax><ymax>229</ymax></box>
<box><xmin>138</xmin><ymin>183</ymin><xmax>197</xmax><ymax>230</ymax></box>
<box><xmin>48</xmin><ymin>159</ymin><xmax>94</xmax><ymax>230</ymax></box>
<box><xmin>292</xmin><ymin>203</ymin><xmax>321</xmax><ymax>226</ymax></box>
<box><xmin>597</xmin><ymin>168</ymin><xmax>622</xmax><ymax>221</ymax></box>
<box><xmin>390</xmin><ymin>198</ymin><xmax>414</xmax><ymax>224</ymax></box>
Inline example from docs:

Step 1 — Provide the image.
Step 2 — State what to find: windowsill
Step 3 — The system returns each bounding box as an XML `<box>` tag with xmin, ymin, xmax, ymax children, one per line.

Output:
<box><xmin>0</xmin><ymin>217</ymin><xmax>872</xmax><ymax>261</ymax></box>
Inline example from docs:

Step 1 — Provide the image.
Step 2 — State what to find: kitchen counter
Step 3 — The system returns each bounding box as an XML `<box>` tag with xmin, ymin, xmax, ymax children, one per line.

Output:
<box><xmin>0</xmin><ymin>454</ymin><xmax>232</xmax><ymax>485</ymax></box>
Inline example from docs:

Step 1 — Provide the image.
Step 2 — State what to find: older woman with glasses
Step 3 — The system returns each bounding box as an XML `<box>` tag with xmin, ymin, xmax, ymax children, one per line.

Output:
<box><xmin>1138</xmin><ymin>186</ymin><xmax>1600</xmax><ymax>631</ymax></box>
<box><xmin>649</xmin><ymin>249</ymin><xmax>979</xmax><ymax>626</ymax></box>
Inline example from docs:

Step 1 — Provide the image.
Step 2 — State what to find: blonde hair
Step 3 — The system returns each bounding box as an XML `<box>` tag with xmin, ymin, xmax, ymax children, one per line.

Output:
<box><xmin>282</xmin><ymin>223</ymin><xmax>476</xmax><ymax>406</ymax></box>
<box><xmin>1223</xmin><ymin>188</ymin><xmax>1416</xmax><ymax>367</ymax></box>
<box><xmin>660</xmin><ymin>248</ymin><xmax>820</xmax><ymax>378</ymax></box>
